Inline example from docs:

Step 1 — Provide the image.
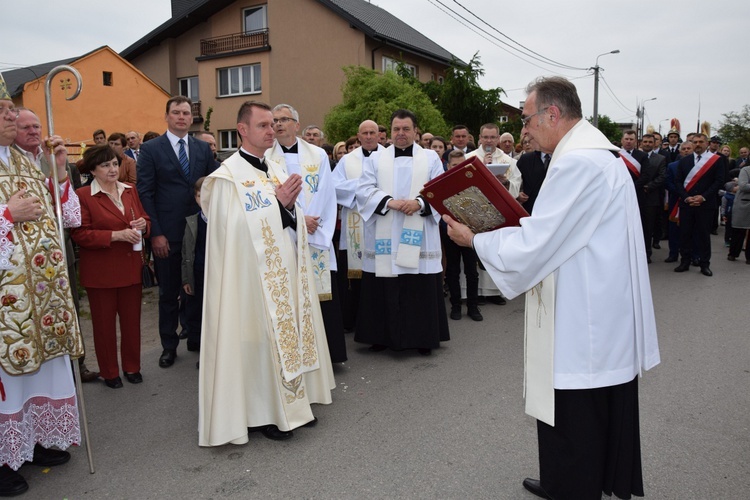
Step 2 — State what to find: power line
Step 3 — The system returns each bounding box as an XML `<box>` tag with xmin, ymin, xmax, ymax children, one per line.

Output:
<box><xmin>600</xmin><ymin>74</ymin><xmax>635</xmax><ymax>114</ymax></box>
<box><xmin>448</xmin><ymin>0</ymin><xmax>588</xmax><ymax>71</ymax></box>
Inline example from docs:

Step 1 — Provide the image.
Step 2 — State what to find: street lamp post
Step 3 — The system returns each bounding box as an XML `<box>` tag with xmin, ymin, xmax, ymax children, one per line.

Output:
<box><xmin>592</xmin><ymin>49</ymin><xmax>620</xmax><ymax>128</ymax></box>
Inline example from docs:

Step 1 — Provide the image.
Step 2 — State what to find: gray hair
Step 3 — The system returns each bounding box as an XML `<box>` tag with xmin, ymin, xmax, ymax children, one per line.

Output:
<box><xmin>303</xmin><ymin>125</ymin><xmax>324</xmax><ymax>140</ymax></box>
<box><xmin>525</xmin><ymin>76</ymin><xmax>582</xmax><ymax>120</ymax></box>
<box><xmin>272</xmin><ymin>103</ymin><xmax>299</xmax><ymax>122</ymax></box>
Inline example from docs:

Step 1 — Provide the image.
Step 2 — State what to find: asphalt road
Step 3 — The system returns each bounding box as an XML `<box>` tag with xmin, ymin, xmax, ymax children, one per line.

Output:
<box><xmin>23</xmin><ymin>234</ymin><xmax>750</xmax><ymax>499</ymax></box>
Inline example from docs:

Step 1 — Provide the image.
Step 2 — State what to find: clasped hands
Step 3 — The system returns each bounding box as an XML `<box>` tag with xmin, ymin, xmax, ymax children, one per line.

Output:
<box><xmin>684</xmin><ymin>195</ymin><xmax>705</xmax><ymax>207</ymax></box>
<box><xmin>387</xmin><ymin>198</ymin><xmax>421</xmax><ymax>216</ymax></box>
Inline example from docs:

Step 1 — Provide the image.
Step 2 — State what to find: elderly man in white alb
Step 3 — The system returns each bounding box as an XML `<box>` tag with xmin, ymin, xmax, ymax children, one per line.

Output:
<box><xmin>445</xmin><ymin>76</ymin><xmax>660</xmax><ymax>500</ymax></box>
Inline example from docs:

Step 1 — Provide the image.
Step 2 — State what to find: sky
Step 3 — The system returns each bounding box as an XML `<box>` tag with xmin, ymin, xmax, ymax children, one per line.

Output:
<box><xmin>4</xmin><ymin>0</ymin><xmax>747</xmax><ymax>140</ymax></box>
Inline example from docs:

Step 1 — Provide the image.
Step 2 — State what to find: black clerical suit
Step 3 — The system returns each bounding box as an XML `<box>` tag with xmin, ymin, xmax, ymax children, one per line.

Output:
<box><xmin>516</xmin><ymin>151</ymin><xmax>549</xmax><ymax>214</ymax></box>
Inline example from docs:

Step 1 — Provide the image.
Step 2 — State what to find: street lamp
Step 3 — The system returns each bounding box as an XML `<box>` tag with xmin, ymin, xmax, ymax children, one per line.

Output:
<box><xmin>637</xmin><ymin>97</ymin><xmax>657</xmax><ymax>138</ymax></box>
<box><xmin>592</xmin><ymin>49</ymin><xmax>620</xmax><ymax>128</ymax></box>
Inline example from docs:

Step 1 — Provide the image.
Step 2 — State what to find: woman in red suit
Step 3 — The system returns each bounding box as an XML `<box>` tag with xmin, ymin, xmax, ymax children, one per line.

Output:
<box><xmin>72</xmin><ymin>145</ymin><xmax>150</xmax><ymax>389</ymax></box>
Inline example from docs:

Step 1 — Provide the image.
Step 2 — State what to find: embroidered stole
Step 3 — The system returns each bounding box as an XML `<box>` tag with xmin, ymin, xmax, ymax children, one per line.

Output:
<box><xmin>523</xmin><ymin>120</ymin><xmax>619</xmax><ymax>426</ymax></box>
<box><xmin>0</xmin><ymin>149</ymin><xmax>84</xmax><ymax>376</ymax></box>
<box><xmin>620</xmin><ymin>151</ymin><xmax>641</xmax><ymax>178</ymax></box>
<box><xmin>668</xmin><ymin>153</ymin><xmax>720</xmax><ymax>223</ymax></box>
<box><xmin>268</xmin><ymin>141</ymin><xmax>331</xmax><ymax>301</ymax></box>
<box><xmin>226</xmin><ymin>156</ymin><xmax>319</xmax><ymax>382</ymax></box>
<box><xmin>374</xmin><ymin>147</ymin><xmax>428</xmax><ymax>277</ymax></box>
<box><xmin>343</xmin><ymin>149</ymin><xmax>365</xmax><ymax>278</ymax></box>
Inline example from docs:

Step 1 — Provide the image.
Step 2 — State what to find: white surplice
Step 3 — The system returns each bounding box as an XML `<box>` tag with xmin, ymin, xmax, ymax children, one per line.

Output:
<box><xmin>356</xmin><ymin>145</ymin><xmax>443</xmax><ymax>275</ymax></box>
<box><xmin>198</xmin><ymin>152</ymin><xmax>335</xmax><ymax>447</ymax></box>
<box><xmin>473</xmin><ymin>120</ymin><xmax>660</xmax><ymax>405</ymax></box>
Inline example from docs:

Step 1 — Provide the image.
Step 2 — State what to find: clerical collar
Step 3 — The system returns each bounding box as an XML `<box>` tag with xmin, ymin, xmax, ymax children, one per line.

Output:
<box><xmin>280</xmin><ymin>141</ymin><xmax>298</xmax><ymax>154</ymax></box>
<box><xmin>394</xmin><ymin>144</ymin><xmax>414</xmax><ymax>157</ymax></box>
<box><xmin>238</xmin><ymin>148</ymin><xmax>266</xmax><ymax>172</ymax></box>
<box><xmin>362</xmin><ymin>148</ymin><xmax>376</xmax><ymax>157</ymax></box>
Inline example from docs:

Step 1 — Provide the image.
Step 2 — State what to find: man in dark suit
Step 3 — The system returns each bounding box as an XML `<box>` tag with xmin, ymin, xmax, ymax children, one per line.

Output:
<box><xmin>442</xmin><ymin>124</ymin><xmax>474</xmax><ymax>162</ymax></box>
<box><xmin>125</xmin><ymin>131</ymin><xmax>141</xmax><ymax>162</ymax></box>
<box><xmin>636</xmin><ymin>134</ymin><xmax>666</xmax><ymax>260</ymax></box>
<box><xmin>137</xmin><ymin>96</ymin><xmax>218</xmax><ymax>367</ymax></box>
<box><xmin>516</xmin><ymin>149</ymin><xmax>550</xmax><ymax>214</ymax></box>
<box><xmin>673</xmin><ymin>133</ymin><xmax>726</xmax><ymax>276</ymax></box>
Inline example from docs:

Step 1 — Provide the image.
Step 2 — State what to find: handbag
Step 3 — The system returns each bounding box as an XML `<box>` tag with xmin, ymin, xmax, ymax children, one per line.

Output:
<box><xmin>141</xmin><ymin>249</ymin><xmax>157</xmax><ymax>288</ymax></box>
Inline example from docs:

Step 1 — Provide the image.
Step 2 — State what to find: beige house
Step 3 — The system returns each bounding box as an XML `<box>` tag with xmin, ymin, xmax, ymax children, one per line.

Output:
<box><xmin>121</xmin><ymin>0</ymin><xmax>460</xmax><ymax>150</ymax></box>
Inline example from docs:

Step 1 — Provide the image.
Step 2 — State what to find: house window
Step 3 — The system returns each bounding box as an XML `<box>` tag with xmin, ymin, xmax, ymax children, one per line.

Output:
<box><xmin>179</xmin><ymin>76</ymin><xmax>199</xmax><ymax>101</ymax></box>
<box><xmin>103</xmin><ymin>72</ymin><xmax>113</xmax><ymax>86</ymax></box>
<box><xmin>219</xmin><ymin>130</ymin><xmax>239</xmax><ymax>150</ymax></box>
<box><xmin>218</xmin><ymin>64</ymin><xmax>261</xmax><ymax>97</ymax></box>
<box><xmin>499</xmin><ymin>116</ymin><xmax>509</xmax><ymax>123</ymax></box>
<box><xmin>382</xmin><ymin>56</ymin><xmax>417</xmax><ymax>77</ymax></box>
<box><xmin>244</xmin><ymin>5</ymin><xmax>267</xmax><ymax>32</ymax></box>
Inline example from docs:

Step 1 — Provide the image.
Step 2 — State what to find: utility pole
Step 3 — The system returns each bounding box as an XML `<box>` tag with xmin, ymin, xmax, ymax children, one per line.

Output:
<box><xmin>592</xmin><ymin>50</ymin><xmax>620</xmax><ymax>128</ymax></box>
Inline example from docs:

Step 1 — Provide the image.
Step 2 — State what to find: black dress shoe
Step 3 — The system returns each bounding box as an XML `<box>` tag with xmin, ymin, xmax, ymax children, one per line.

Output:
<box><xmin>123</xmin><ymin>372</ymin><xmax>143</xmax><ymax>384</ymax></box>
<box><xmin>467</xmin><ymin>308</ymin><xmax>483</xmax><ymax>321</ymax></box>
<box><xmin>449</xmin><ymin>306</ymin><xmax>462</xmax><ymax>320</ymax></box>
<box><xmin>368</xmin><ymin>344</ymin><xmax>387</xmax><ymax>352</ymax></box>
<box><xmin>664</xmin><ymin>255</ymin><xmax>678</xmax><ymax>263</ymax></box>
<box><xmin>652</xmin><ymin>242</ymin><xmax>661</xmax><ymax>249</ymax></box>
<box><xmin>0</xmin><ymin>465</ymin><xmax>28</xmax><ymax>496</ymax></box>
<box><xmin>186</xmin><ymin>342</ymin><xmax>200</xmax><ymax>352</ymax></box>
<box><xmin>691</xmin><ymin>259</ymin><xmax>700</xmax><ymax>267</ymax></box>
<box><xmin>104</xmin><ymin>377</ymin><xmax>123</xmax><ymax>389</ymax></box>
<box><xmin>178</xmin><ymin>329</ymin><xmax>189</xmax><ymax>339</ymax></box>
<box><xmin>79</xmin><ymin>365</ymin><xmax>100</xmax><ymax>383</ymax></box>
<box><xmin>700</xmin><ymin>266</ymin><xmax>713</xmax><ymax>276</ymax></box>
<box><xmin>647</xmin><ymin>256</ymin><xmax>652</xmax><ymax>264</ymax></box>
<box><xmin>302</xmin><ymin>417</ymin><xmax>318</xmax><ymax>428</ymax></box>
<box><xmin>487</xmin><ymin>295</ymin><xmax>507</xmax><ymax>305</ymax></box>
<box><xmin>248</xmin><ymin>425</ymin><xmax>294</xmax><ymax>441</ymax></box>
<box><xmin>728</xmin><ymin>255</ymin><xmax>736</xmax><ymax>261</ymax></box>
<box><xmin>417</xmin><ymin>348</ymin><xmax>432</xmax><ymax>356</ymax></box>
<box><xmin>30</xmin><ymin>444</ymin><xmax>71</xmax><ymax>467</ymax></box>
<box><xmin>522</xmin><ymin>478</ymin><xmax>552</xmax><ymax>499</ymax></box>
<box><xmin>159</xmin><ymin>350</ymin><xmax>177</xmax><ymax>368</ymax></box>
<box><xmin>674</xmin><ymin>262</ymin><xmax>691</xmax><ymax>272</ymax></box>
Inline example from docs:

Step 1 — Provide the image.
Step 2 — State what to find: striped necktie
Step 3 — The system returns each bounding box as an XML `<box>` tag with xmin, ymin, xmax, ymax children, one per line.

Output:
<box><xmin>178</xmin><ymin>139</ymin><xmax>190</xmax><ymax>178</ymax></box>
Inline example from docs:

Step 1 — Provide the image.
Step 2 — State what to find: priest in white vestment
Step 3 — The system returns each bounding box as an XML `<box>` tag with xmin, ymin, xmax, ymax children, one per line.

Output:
<box><xmin>354</xmin><ymin>110</ymin><xmax>449</xmax><ymax>355</ymax></box>
<box><xmin>0</xmin><ymin>75</ymin><xmax>84</xmax><ymax>496</ymax></box>
<box><xmin>198</xmin><ymin>101</ymin><xmax>334</xmax><ymax>447</ymax></box>
<box><xmin>445</xmin><ymin>77</ymin><xmax>660</xmax><ymax>500</ymax></box>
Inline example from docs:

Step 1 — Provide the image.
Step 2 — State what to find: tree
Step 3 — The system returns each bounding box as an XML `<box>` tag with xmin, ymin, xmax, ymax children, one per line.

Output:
<box><xmin>434</xmin><ymin>53</ymin><xmax>505</xmax><ymax>135</ymax></box>
<box><xmin>718</xmin><ymin>105</ymin><xmax>750</xmax><ymax>149</ymax></box>
<box><xmin>324</xmin><ymin>66</ymin><xmax>448</xmax><ymax>143</ymax></box>
<box><xmin>588</xmin><ymin>114</ymin><xmax>621</xmax><ymax>145</ymax></box>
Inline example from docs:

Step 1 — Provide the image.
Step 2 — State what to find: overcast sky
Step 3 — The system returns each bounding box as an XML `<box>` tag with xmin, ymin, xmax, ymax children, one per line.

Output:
<box><xmin>4</xmin><ymin>0</ymin><xmax>747</xmax><ymax>140</ymax></box>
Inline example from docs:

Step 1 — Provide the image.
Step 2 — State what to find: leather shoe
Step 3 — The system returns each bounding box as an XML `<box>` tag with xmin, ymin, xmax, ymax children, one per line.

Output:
<box><xmin>652</xmin><ymin>242</ymin><xmax>661</xmax><ymax>249</ymax></box>
<box><xmin>664</xmin><ymin>255</ymin><xmax>678</xmax><ymax>263</ymax></box>
<box><xmin>674</xmin><ymin>262</ymin><xmax>690</xmax><ymax>272</ymax></box>
<box><xmin>467</xmin><ymin>308</ymin><xmax>483</xmax><ymax>321</ymax></box>
<box><xmin>691</xmin><ymin>259</ymin><xmax>700</xmax><ymax>267</ymax></box>
<box><xmin>104</xmin><ymin>377</ymin><xmax>123</xmax><ymax>389</ymax></box>
<box><xmin>522</xmin><ymin>478</ymin><xmax>552</xmax><ymax>499</ymax></box>
<box><xmin>647</xmin><ymin>256</ymin><xmax>652</xmax><ymax>264</ymax></box>
<box><xmin>186</xmin><ymin>342</ymin><xmax>200</xmax><ymax>352</ymax></box>
<box><xmin>487</xmin><ymin>295</ymin><xmax>507</xmax><ymax>305</ymax></box>
<box><xmin>700</xmin><ymin>266</ymin><xmax>713</xmax><ymax>277</ymax></box>
<box><xmin>417</xmin><ymin>348</ymin><xmax>432</xmax><ymax>356</ymax></box>
<box><xmin>450</xmin><ymin>306</ymin><xmax>462</xmax><ymax>320</ymax></box>
<box><xmin>159</xmin><ymin>350</ymin><xmax>177</xmax><ymax>368</ymax></box>
<box><xmin>124</xmin><ymin>372</ymin><xmax>143</xmax><ymax>384</ymax></box>
<box><xmin>302</xmin><ymin>417</ymin><xmax>318</xmax><ymax>428</ymax></box>
<box><xmin>0</xmin><ymin>465</ymin><xmax>28</xmax><ymax>496</ymax></box>
<box><xmin>30</xmin><ymin>444</ymin><xmax>71</xmax><ymax>467</ymax></box>
<box><xmin>79</xmin><ymin>364</ymin><xmax>99</xmax><ymax>383</ymax></box>
<box><xmin>248</xmin><ymin>425</ymin><xmax>293</xmax><ymax>441</ymax></box>
<box><xmin>368</xmin><ymin>344</ymin><xmax>387</xmax><ymax>352</ymax></box>
<box><xmin>728</xmin><ymin>255</ymin><xmax>736</xmax><ymax>261</ymax></box>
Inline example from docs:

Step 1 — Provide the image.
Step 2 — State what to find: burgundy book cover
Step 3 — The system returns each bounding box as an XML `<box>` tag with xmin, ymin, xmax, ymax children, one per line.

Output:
<box><xmin>420</xmin><ymin>156</ymin><xmax>529</xmax><ymax>233</ymax></box>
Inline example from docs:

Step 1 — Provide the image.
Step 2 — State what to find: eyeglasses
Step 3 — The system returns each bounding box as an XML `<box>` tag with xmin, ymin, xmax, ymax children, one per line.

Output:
<box><xmin>520</xmin><ymin>107</ymin><xmax>550</xmax><ymax>127</ymax></box>
<box><xmin>273</xmin><ymin>117</ymin><xmax>297</xmax><ymax>125</ymax></box>
<box><xmin>0</xmin><ymin>105</ymin><xmax>19</xmax><ymax>119</ymax></box>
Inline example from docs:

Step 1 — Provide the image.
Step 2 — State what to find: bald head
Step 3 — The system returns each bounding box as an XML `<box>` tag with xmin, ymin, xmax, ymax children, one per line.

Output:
<box><xmin>358</xmin><ymin>120</ymin><xmax>379</xmax><ymax>151</ymax></box>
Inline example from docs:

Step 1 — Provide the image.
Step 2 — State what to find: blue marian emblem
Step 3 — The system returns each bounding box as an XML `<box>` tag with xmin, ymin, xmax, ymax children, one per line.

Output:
<box><xmin>245</xmin><ymin>190</ymin><xmax>272</xmax><ymax>212</ymax></box>
<box><xmin>305</xmin><ymin>173</ymin><xmax>319</xmax><ymax>193</ymax></box>
<box><xmin>400</xmin><ymin>229</ymin><xmax>423</xmax><ymax>246</ymax></box>
<box><xmin>375</xmin><ymin>239</ymin><xmax>392</xmax><ymax>255</ymax></box>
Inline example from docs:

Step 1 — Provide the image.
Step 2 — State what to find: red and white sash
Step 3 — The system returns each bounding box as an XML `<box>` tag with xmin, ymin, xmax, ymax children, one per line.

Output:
<box><xmin>621</xmin><ymin>151</ymin><xmax>641</xmax><ymax>178</ymax></box>
<box><xmin>669</xmin><ymin>153</ymin><xmax>720</xmax><ymax>222</ymax></box>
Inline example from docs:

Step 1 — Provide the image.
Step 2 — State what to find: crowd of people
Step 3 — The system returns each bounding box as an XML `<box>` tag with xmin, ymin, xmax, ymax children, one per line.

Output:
<box><xmin>1</xmin><ymin>67</ymin><xmax>747</xmax><ymax>498</ymax></box>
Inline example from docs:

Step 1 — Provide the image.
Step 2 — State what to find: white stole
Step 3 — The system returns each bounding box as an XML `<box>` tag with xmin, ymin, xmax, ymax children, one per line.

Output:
<box><xmin>374</xmin><ymin>148</ymin><xmax>428</xmax><ymax>277</ymax></box>
<box><xmin>343</xmin><ymin>148</ymin><xmax>365</xmax><ymax>278</ymax></box>
<box><xmin>225</xmin><ymin>156</ymin><xmax>319</xmax><ymax>382</ymax></box>
<box><xmin>524</xmin><ymin>120</ymin><xmax>619</xmax><ymax>426</ymax></box>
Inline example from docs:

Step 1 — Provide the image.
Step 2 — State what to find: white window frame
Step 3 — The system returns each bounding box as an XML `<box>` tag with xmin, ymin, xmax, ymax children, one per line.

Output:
<box><xmin>219</xmin><ymin>130</ymin><xmax>239</xmax><ymax>150</ymax></box>
<box><xmin>499</xmin><ymin>116</ymin><xmax>509</xmax><ymax>123</ymax></box>
<box><xmin>243</xmin><ymin>5</ymin><xmax>267</xmax><ymax>33</ymax></box>
<box><xmin>217</xmin><ymin>64</ymin><xmax>262</xmax><ymax>97</ymax></box>
<box><xmin>382</xmin><ymin>56</ymin><xmax>417</xmax><ymax>77</ymax></box>
<box><xmin>178</xmin><ymin>76</ymin><xmax>199</xmax><ymax>102</ymax></box>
